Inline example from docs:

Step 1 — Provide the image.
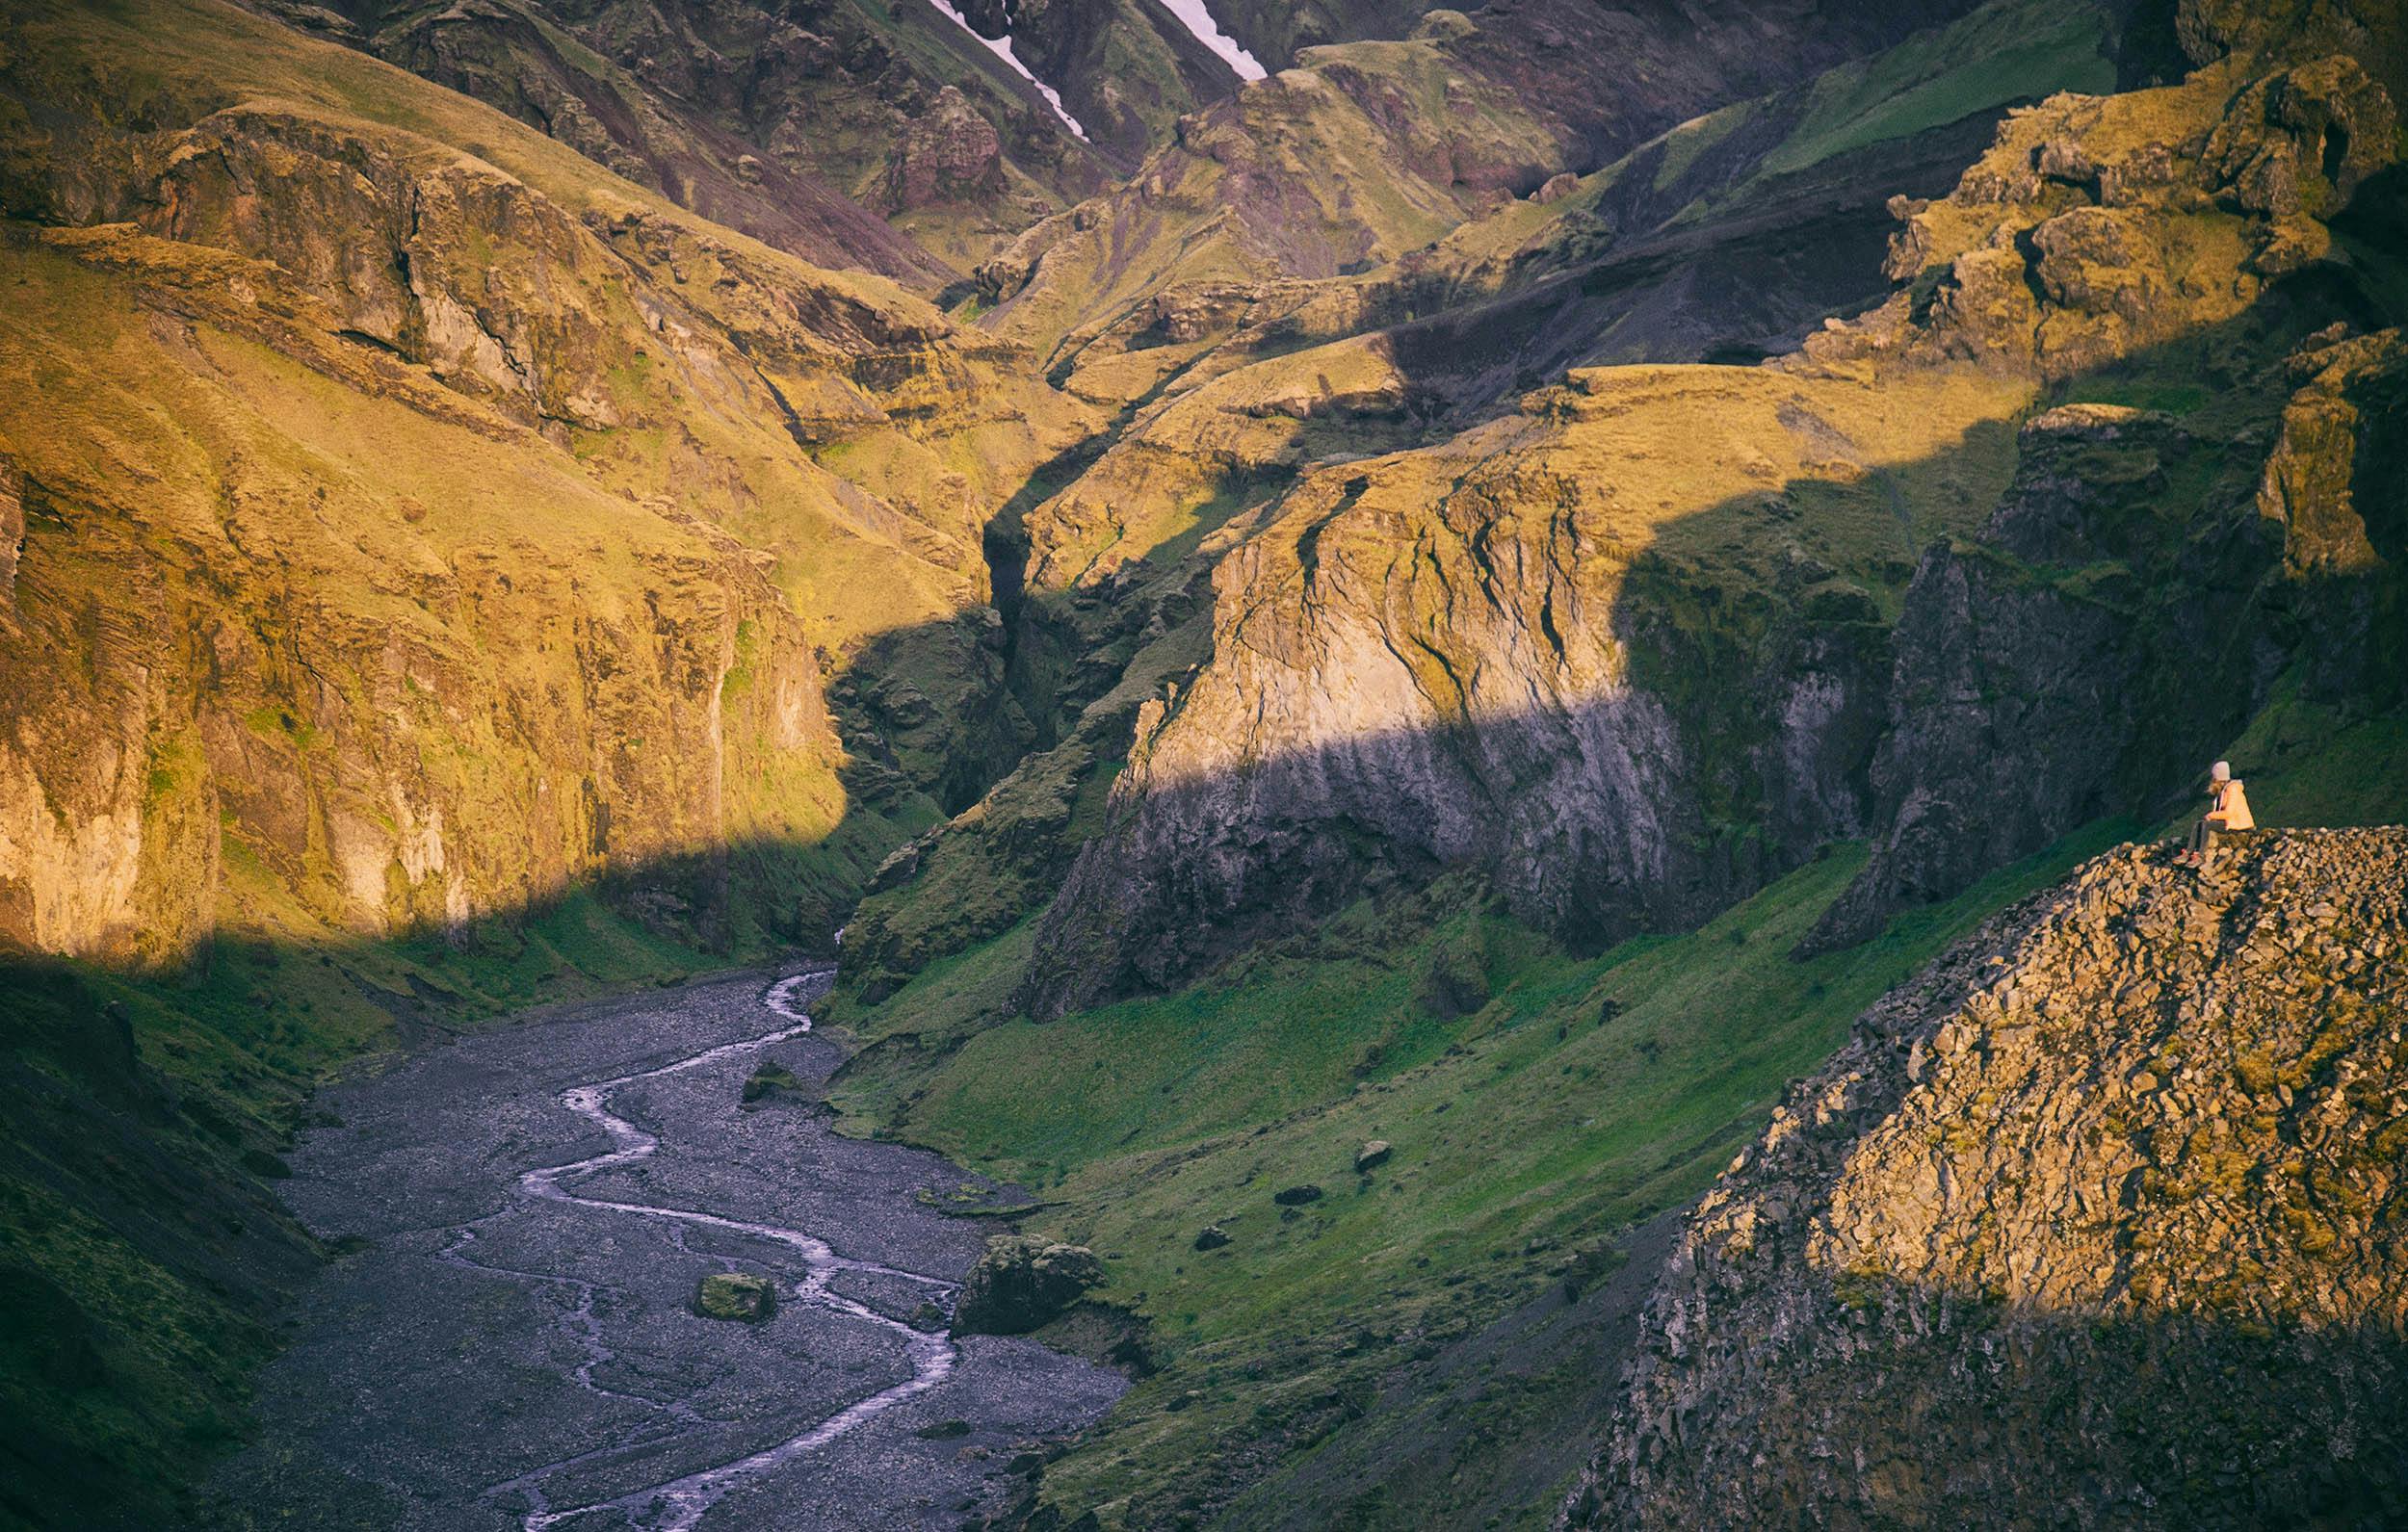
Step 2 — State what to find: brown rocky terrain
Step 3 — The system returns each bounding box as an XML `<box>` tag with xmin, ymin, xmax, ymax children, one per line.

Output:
<box><xmin>977</xmin><ymin>0</ymin><xmax>1991</xmax><ymax>368</ymax></box>
<box><xmin>1013</xmin><ymin>25</ymin><xmax>2408</xmax><ymax>1018</ymax></box>
<box><xmin>241</xmin><ymin>0</ymin><xmax>1158</xmax><ymax>277</ymax></box>
<box><xmin>4</xmin><ymin>0</ymin><xmax>2406</xmax><ymax>1524</ymax></box>
<box><xmin>0</xmin><ymin>0</ymin><xmax>1091</xmax><ymax>963</ymax></box>
<box><xmin>1575</xmin><ymin>827</ymin><xmax>2408</xmax><ymax>1527</ymax></box>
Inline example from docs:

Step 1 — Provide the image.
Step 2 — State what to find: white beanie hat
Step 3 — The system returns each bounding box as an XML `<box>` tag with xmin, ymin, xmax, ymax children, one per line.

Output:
<box><xmin>2211</xmin><ymin>760</ymin><xmax>2231</xmax><ymax>781</ymax></box>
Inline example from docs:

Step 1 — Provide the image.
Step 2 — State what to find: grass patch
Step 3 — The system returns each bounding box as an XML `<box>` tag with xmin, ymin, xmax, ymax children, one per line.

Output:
<box><xmin>830</xmin><ymin>818</ymin><xmax>2133</xmax><ymax>1527</ymax></box>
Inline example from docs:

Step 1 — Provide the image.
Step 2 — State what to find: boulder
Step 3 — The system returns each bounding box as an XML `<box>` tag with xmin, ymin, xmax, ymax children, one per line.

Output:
<box><xmin>1272</xmin><ymin>1184</ymin><xmax>1323</xmax><ymax>1206</ymax></box>
<box><xmin>741</xmin><ymin>1060</ymin><xmax>805</xmax><ymax>1105</ymax></box>
<box><xmin>694</xmin><ymin>1272</ymin><xmax>777</xmax><ymax>1322</ymax></box>
<box><xmin>954</xmin><ymin>1236</ymin><xmax>1105</xmax><ymax>1335</ymax></box>
<box><xmin>1193</xmin><ymin>1224</ymin><xmax>1232</xmax><ymax>1251</ymax></box>
<box><xmin>1353</xmin><ymin>1141</ymin><xmax>1392</xmax><ymax>1173</ymax></box>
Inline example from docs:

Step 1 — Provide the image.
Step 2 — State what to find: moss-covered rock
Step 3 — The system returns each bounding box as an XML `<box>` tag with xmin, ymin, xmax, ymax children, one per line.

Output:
<box><xmin>954</xmin><ymin>1236</ymin><xmax>1105</xmax><ymax>1335</ymax></box>
<box><xmin>694</xmin><ymin>1272</ymin><xmax>779</xmax><ymax>1322</ymax></box>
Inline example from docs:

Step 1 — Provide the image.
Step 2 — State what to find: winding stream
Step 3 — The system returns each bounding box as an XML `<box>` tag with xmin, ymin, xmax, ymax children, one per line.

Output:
<box><xmin>211</xmin><ymin>969</ymin><xmax>1123</xmax><ymax>1531</ymax></box>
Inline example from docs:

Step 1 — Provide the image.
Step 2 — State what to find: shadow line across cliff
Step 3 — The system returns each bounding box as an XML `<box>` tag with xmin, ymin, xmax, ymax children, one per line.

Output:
<box><xmin>7</xmin><ymin>155</ymin><xmax>2408</xmax><ymax>1532</ymax></box>
<box><xmin>1004</xmin><ymin>254</ymin><xmax>2408</xmax><ymax>1020</ymax></box>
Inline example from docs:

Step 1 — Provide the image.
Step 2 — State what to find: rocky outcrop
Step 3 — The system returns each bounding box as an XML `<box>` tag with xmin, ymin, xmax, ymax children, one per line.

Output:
<box><xmin>883</xmin><ymin>86</ymin><xmax>1007</xmax><ymax>213</ymax></box>
<box><xmin>1814</xmin><ymin>325</ymin><xmax>2408</xmax><ymax>949</ymax></box>
<box><xmin>1575</xmin><ymin>828</ymin><xmax>2408</xmax><ymax>1528</ymax></box>
<box><xmin>1016</xmin><ymin>42</ymin><xmax>2404</xmax><ymax>1016</ymax></box>
<box><xmin>955</xmin><ymin>1235</ymin><xmax>1106</xmax><ymax>1334</ymax></box>
<box><xmin>694</xmin><ymin>1271</ymin><xmax>778</xmax><ymax>1321</ymax></box>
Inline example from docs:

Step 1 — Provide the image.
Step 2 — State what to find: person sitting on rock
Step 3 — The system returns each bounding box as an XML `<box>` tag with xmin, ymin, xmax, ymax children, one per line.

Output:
<box><xmin>2174</xmin><ymin>760</ymin><xmax>2252</xmax><ymax>870</ymax></box>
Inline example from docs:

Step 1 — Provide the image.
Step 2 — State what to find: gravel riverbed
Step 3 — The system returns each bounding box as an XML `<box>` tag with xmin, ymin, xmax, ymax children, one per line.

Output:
<box><xmin>204</xmin><ymin>968</ymin><xmax>1125</xmax><ymax>1530</ymax></box>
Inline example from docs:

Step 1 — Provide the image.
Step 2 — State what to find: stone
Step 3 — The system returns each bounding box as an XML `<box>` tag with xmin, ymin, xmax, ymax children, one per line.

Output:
<box><xmin>1272</xmin><ymin>1184</ymin><xmax>1323</xmax><ymax>1206</ymax></box>
<box><xmin>954</xmin><ymin>1237</ymin><xmax>1105</xmax><ymax>1335</ymax></box>
<box><xmin>882</xmin><ymin>86</ymin><xmax>1004</xmax><ymax>212</ymax></box>
<box><xmin>741</xmin><ymin>1061</ymin><xmax>805</xmax><ymax>1105</ymax></box>
<box><xmin>1193</xmin><ymin>1225</ymin><xmax>1232</xmax><ymax>1251</ymax></box>
<box><xmin>694</xmin><ymin>1272</ymin><xmax>777</xmax><ymax>1322</ymax></box>
<box><xmin>1353</xmin><ymin>1141</ymin><xmax>1392</xmax><ymax>1174</ymax></box>
<box><xmin>1584</xmin><ymin>829</ymin><xmax>2408</xmax><ymax>1529</ymax></box>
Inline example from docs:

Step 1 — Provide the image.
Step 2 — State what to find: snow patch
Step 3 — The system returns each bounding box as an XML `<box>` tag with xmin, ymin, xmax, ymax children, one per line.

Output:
<box><xmin>926</xmin><ymin>0</ymin><xmax>1089</xmax><ymax>142</ymax></box>
<box><xmin>1155</xmin><ymin>0</ymin><xmax>1267</xmax><ymax>81</ymax></box>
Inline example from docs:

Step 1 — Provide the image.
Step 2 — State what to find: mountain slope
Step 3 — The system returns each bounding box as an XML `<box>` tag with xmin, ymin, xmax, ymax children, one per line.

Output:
<box><xmin>2</xmin><ymin>0</ymin><xmax>2404</xmax><ymax>1526</ymax></box>
<box><xmin>1</xmin><ymin>0</ymin><xmax>1097</xmax><ymax>963</ymax></box>
<box><xmin>0</xmin><ymin>4</ymin><xmax>1093</xmax><ymax>1520</ymax></box>
<box><xmin>976</xmin><ymin>0</ymin><xmax>1992</xmax><ymax>369</ymax></box>
<box><xmin>1015</xmin><ymin>39</ymin><xmax>2406</xmax><ymax>1019</ymax></box>
<box><xmin>249</xmin><ymin>0</ymin><xmax>1209</xmax><ymax>277</ymax></box>
<box><xmin>1579</xmin><ymin>828</ymin><xmax>2408</xmax><ymax>1527</ymax></box>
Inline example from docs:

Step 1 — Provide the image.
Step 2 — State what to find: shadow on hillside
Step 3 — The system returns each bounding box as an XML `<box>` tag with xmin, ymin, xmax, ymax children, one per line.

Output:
<box><xmin>1009</xmin><ymin>256</ymin><xmax>2408</xmax><ymax>1016</ymax></box>
<box><xmin>1584</xmin><ymin>1264</ymin><xmax>2408</xmax><ymax>1525</ymax></box>
<box><xmin>7</xmin><ymin>119</ymin><xmax>2408</xmax><ymax>1532</ymax></box>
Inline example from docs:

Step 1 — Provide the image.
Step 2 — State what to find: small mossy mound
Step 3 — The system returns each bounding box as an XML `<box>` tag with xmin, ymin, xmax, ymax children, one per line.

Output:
<box><xmin>1560</xmin><ymin>1238</ymin><xmax>1628</xmax><ymax>1300</ymax></box>
<box><xmin>694</xmin><ymin>1272</ymin><xmax>778</xmax><ymax>1322</ymax></box>
<box><xmin>741</xmin><ymin>1061</ymin><xmax>806</xmax><ymax>1106</ymax></box>
<box><xmin>954</xmin><ymin>1236</ymin><xmax>1104</xmax><ymax>1336</ymax></box>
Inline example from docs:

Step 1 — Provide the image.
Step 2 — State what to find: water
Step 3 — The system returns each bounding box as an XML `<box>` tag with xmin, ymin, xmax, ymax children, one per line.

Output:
<box><xmin>209</xmin><ymin>969</ymin><xmax>1123</xmax><ymax>1531</ymax></box>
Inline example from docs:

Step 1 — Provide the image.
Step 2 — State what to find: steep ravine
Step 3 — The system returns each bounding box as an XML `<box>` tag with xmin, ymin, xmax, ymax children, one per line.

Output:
<box><xmin>204</xmin><ymin>969</ymin><xmax>1123</xmax><ymax>1530</ymax></box>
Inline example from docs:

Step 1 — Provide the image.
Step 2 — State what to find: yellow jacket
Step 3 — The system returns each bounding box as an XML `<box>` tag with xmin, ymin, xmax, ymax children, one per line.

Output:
<box><xmin>2210</xmin><ymin>779</ymin><xmax>2254</xmax><ymax>830</ymax></box>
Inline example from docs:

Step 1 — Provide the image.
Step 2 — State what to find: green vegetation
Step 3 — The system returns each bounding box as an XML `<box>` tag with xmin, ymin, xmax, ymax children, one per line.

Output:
<box><xmin>1756</xmin><ymin>0</ymin><xmax>2116</xmax><ymax>182</ymax></box>
<box><xmin>0</xmin><ymin>879</ymin><xmax>809</xmax><ymax>1531</ymax></box>
<box><xmin>829</xmin><ymin>819</ymin><xmax>2138</xmax><ymax>1527</ymax></box>
<box><xmin>2200</xmin><ymin>692</ymin><xmax>2408</xmax><ymax>831</ymax></box>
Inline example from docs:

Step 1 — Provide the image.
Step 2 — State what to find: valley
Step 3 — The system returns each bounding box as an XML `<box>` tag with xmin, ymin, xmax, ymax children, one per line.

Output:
<box><xmin>201</xmin><ymin>966</ymin><xmax>1122</xmax><ymax>1530</ymax></box>
<box><xmin>2</xmin><ymin>0</ymin><xmax>2404</xmax><ymax>1526</ymax></box>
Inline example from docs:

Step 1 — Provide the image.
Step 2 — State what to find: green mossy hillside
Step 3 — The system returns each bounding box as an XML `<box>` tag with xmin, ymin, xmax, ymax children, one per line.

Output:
<box><xmin>826</xmin><ymin>703</ymin><xmax>2402</xmax><ymax>1528</ymax></box>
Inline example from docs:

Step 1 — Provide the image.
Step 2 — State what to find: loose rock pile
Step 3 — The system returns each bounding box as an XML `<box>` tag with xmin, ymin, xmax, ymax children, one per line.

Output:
<box><xmin>1574</xmin><ymin>829</ymin><xmax>2408</xmax><ymax>1529</ymax></box>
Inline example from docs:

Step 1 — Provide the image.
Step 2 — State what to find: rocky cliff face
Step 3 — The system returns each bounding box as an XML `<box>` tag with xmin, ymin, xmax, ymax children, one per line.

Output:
<box><xmin>0</xmin><ymin>0</ymin><xmax>1088</xmax><ymax>963</ymax></box>
<box><xmin>1575</xmin><ymin>828</ymin><xmax>2408</xmax><ymax>1527</ymax></box>
<box><xmin>1016</xmin><ymin>38</ymin><xmax>2404</xmax><ymax>1016</ymax></box>
<box><xmin>1813</xmin><ymin>327</ymin><xmax>2407</xmax><ymax>948</ymax></box>
<box><xmin>1801</xmin><ymin>27</ymin><xmax>2406</xmax><ymax>946</ymax></box>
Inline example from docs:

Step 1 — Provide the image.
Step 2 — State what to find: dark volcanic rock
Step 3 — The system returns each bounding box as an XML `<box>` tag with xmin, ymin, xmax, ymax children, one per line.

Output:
<box><xmin>741</xmin><ymin>1060</ymin><xmax>807</xmax><ymax>1105</ymax></box>
<box><xmin>883</xmin><ymin>87</ymin><xmax>1006</xmax><ymax>213</ymax></box>
<box><xmin>1272</xmin><ymin>1184</ymin><xmax>1324</xmax><ymax>1207</ymax></box>
<box><xmin>955</xmin><ymin>1236</ymin><xmax>1106</xmax><ymax>1335</ymax></box>
<box><xmin>1813</xmin><ymin>329</ymin><xmax>2408</xmax><ymax>950</ymax></box>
